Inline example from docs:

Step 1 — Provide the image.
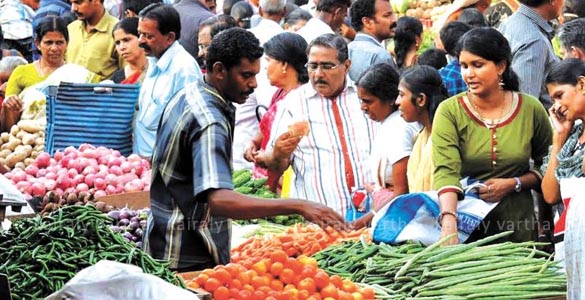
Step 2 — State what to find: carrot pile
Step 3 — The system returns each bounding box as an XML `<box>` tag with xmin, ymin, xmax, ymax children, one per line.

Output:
<box><xmin>231</xmin><ymin>224</ymin><xmax>370</xmax><ymax>267</ymax></box>
<box><xmin>186</xmin><ymin>251</ymin><xmax>375</xmax><ymax>300</ymax></box>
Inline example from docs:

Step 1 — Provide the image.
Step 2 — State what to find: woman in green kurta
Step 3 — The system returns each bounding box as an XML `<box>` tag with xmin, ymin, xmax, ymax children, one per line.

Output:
<box><xmin>432</xmin><ymin>28</ymin><xmax>552</xmax><ymax>245</ymax></box>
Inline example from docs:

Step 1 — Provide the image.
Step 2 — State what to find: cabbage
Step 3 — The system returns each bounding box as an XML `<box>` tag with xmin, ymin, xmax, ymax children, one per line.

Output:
<box><xmin>392</xmin><ymin>0</ymin><xmax>411</xmax><ymax>13</ymax></box>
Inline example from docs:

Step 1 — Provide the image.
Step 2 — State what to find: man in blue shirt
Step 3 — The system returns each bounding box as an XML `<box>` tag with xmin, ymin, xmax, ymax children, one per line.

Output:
<box><xmin>144</xmin><ymin>28</ymin><xmax>345</xmax><ymax>271</ymax></box>
<box><xmin>133</xmin><ymin>3</ymin><xmax>202</xmax><ymax>159</ymax></box>
<box><xmin>347</xmin><ymin>0</ymin><xmax>397</xmax><ymax>81</ymax></box>
<box><xmin>438</xmin><ymin>21</ymin><xmax>472</xmax><ymax>97</ymax></box>
<box><xmin>499</xmin><ymin>0</ymin><xmax>562</xmax><ymax>108</ymax></box>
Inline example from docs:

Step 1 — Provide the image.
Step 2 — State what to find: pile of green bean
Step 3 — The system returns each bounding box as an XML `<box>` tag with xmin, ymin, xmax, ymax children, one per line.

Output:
<box><xmin>0</xmin><ymin>206</ymin><xmax>184</xmax><ymax>300</ymax></box>
<box><xmin>314</xmin><ymin>232</ymin><xmax>567</xmax><ymax>300</ymax></box>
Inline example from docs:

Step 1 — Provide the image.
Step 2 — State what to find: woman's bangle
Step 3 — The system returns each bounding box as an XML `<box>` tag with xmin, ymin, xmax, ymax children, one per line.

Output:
<box><xmin>438</xmin><ymin>211</ymin><xmax>458</xmax><ymax>224</ymax></box>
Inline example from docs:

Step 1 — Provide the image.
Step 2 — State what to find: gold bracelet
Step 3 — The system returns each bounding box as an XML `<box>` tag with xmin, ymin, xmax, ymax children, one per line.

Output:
<box><xmin>439</xmin><ymin>211</ymin><xmax>458</xmax><ymax>224</ymax></box>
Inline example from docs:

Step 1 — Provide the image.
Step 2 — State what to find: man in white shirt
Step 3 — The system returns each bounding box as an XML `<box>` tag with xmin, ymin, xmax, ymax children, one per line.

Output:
<box><xmin>264</xmin><ymin>34</ymin><xmax>376</xmax><ymax>216</ymax></box>
<box><xmin>248</xmin><ymin>0</ymin><xmax>285</xmax><ymax>45</ymax></box>
<box><xmin>296</xmin><ymin>0</ymin><xmax>350</xmax><ymax>43</ymax></box>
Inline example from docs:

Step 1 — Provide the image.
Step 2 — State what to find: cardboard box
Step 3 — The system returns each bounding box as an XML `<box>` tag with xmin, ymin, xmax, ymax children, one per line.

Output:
<box><xmin>96</xmin><ymin>191</ymin><xmax>149</xmax><ymax>210</ymax></box>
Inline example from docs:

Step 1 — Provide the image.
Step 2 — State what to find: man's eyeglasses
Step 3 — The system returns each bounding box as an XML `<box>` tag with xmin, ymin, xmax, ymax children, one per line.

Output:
<box><xmin>198</xmin><ymin>44</ymin><xmax>209</xmax><ymax>53</ymax></box>
<box><xmin>305</xmin><ymin>62</ymin><xmax>342</xmax><ymax>72</ymax></box>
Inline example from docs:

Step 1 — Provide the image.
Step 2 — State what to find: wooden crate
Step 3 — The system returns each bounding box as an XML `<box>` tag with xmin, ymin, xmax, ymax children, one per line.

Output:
<box><xmin>96</xmin><ymin>191</ymin><xmax>149</xmax><ymax>210</ymax></box>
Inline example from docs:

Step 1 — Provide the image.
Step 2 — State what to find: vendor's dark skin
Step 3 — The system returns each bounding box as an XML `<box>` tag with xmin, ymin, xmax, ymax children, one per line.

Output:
<box><xmin>202</xmin><ymin>54</ymin><xmax>347</xmax><ymax>229</ymax></box>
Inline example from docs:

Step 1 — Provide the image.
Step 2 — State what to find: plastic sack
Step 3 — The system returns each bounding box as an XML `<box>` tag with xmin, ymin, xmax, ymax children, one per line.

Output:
<box><xmin>554</xmin><ymin>177</ymin><xmax>584</xmax><ymax>269</ymax></box>
<box><xmin>45</xmin><ymin>260</ymin><xmax>198</xmax><ymax>300</ymax></box>
<box><xmin>564</xmin><ymin>179</ymin><xmax>585</xmax><ymax>300</ymax></box>
<box><xmin>371</xmin><ymin>189</ymin><xmax>497</xmax><ymax>245</ymax></box>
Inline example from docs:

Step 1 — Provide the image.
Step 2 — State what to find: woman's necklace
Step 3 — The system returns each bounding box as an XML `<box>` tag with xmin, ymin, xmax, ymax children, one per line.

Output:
<box><xmin>468</xmin><ymin>91</ymin><xmax>510</xmax><ymax>168</ymax></box>
<box><xmin>36</xmin><ymin>58</ymin><xmax>64</xmax><ymax>78</ymax></box>
<box><xmin>469</xmin><ymin>92</ymin><xmax>508</xmax><ymax>129</ymax></box>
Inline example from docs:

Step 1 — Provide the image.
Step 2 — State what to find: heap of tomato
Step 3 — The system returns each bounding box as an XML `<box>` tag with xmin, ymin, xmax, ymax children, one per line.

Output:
<box><xmin>187</xmin><ymin>250</ymin><xmax>375</xmax><ymax>300</ymax></box>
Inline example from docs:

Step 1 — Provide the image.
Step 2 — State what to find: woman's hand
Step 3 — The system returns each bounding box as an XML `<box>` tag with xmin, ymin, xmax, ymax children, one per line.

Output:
<box><xmin>253</xmin><ymin>150</ymin><xmax>269</xmax><ymax>168</ymax></box>
<box><xmin>2</xmin><ymin>95</ymin><xmax>23</xmax><ymax>112</ymax></box>
<box><xmin>549</xmin><ymin>104</ymin><xmax>573</xmax><ymax>137</ymax></box>
<box><xmin>243</xmin><ymin>141</ymin><xmax>260</xmax><ymax>163</ymax></box>
<box><xmin>477</xmin><ymin>178</ymin><xmax>515</xmax><ymax>202</ymax></box>
<box><xmin>440</xmin><ymin>216</ymin><xmax>459</xmax><ymax>246</ymax></box>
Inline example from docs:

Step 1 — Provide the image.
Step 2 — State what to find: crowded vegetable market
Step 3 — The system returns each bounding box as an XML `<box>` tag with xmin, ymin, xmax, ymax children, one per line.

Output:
<box><xmin>0</xmin><ymin>0</ymin><xmax>583</xmax><ymax>298</ymax></box>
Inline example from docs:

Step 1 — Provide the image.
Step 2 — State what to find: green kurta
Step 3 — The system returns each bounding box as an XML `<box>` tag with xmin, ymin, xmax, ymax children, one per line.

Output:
<box><xmin>432</xmin><ymin>91</ymin><xmax>552</xmax><ymax>243</ymax></box>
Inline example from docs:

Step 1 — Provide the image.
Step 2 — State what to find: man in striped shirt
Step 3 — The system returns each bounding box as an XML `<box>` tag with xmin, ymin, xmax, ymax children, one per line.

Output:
<box><xmin>265</xmin><ymin>34</ymin><xmax>377</xmax><ymax>218</ymax></box>
<box><xmin>499</xmin><ymin>0</ymin><xmax>563</xmax><ymax>109</ymax></box>
<box><xmin>144</xmin><ymin>28</ymin><xmax>345</xmax><ymax>272</ymax></box>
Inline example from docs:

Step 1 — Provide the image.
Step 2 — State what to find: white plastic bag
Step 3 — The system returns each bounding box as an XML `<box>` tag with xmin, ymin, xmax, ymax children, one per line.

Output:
<box><xmin>371</xmin><ymin>191</ymin><xmax>497</xmax><ymax>245</ymax></box>
<box><xmin>564</xmin><ymin>178</ymin><xmax>585</xmax><ymax>300</ymax></box>
<box><xmin>44</xmin><ymin>260</ymin><xmax>199</xmax><ymax>300</ymax></box>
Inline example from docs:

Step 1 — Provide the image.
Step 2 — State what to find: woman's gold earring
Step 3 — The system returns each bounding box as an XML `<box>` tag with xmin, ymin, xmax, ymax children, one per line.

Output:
<box><xmin>281</xmin><ymin>67</ymin><xmax>286</xmax><ymax>74</ymax></box>
<box><xmin>498</xmin><ymin>74</ymin><xmax>505</xmax><ymax>90</ymax></box>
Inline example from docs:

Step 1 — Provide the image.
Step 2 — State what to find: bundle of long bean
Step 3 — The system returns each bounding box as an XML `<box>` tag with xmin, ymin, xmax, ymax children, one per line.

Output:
<box><xmin>0</xmin><ymin>206</ymin><xmax>184</xmax><ymax>300</ymax></box>
<box><xmin>314</xmin><ymin>232</ymin><xmax>566</xmax><ymax>299</ymax></box>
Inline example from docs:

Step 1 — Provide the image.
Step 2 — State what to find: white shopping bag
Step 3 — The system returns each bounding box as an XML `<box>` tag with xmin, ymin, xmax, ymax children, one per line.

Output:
<box><xmin>371</xmin><ymin>190</ymin><xmax>497</xmax><ymax>245</ymax></box>
<box><xmin>45</xmin><ymin>260</ymin><xmax>198</xmax><ymax>300</ymax></box>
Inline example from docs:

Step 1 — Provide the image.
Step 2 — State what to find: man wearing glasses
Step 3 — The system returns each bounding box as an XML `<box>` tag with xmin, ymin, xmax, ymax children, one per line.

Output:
<box><xmin>263</xmin><ymin>34</ymin><xmax>376</xmax><ymax>218</ymax></box>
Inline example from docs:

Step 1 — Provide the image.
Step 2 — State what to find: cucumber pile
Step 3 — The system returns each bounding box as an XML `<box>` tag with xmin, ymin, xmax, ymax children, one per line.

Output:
<box><xmin>233</xmin><ymin>169</ymin><xmax>277</xmax><ymax>198</ymax></box>
<box><xmin>232</xmin><ymin>169</ymin><xmax>304</xmax><ymax>226</ymax></box>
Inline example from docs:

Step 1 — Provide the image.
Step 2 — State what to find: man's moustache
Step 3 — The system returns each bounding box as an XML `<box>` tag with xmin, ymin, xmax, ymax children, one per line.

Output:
<box><xmin>139</xmin><ymin>44</ymin><xmax>150</xmax><ymax>51</ymax></box>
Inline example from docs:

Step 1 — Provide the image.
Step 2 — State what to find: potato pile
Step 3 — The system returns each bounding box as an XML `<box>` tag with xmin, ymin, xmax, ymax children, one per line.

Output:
<box><xmin>0</xmin><ymin>120</ymin><xmax>45</xmax><ymax>170</ymax></box>
<box><xmin>404</xmin><ymin>0</ymin><xmax>451</xmax><ymax>21</ymax></box>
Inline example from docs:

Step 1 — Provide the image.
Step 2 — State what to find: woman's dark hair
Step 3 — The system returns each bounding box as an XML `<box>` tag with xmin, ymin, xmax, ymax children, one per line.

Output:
<box><xmin>34</xmin><ymin>16</ymin><xmax>69</xmax><ymax>42</ymax></box>
<box><xmin>284</xmin><ymin>3</ymin><xmax>300</xmax><ymax>17</ymax></box>
<box><xmin>284</xmin><ymin>8</ymin><xmax>312</xmax><ymax>27</ymax></box>
<box><xmin>201</xmin><ymin>15</ymin><xmax>238</xmax><ymax>38</ymax></box>
<box><xmin>546</xmin><ymin>59</ymin><xmax>585</xmax><ymax>86</ymax></box>
<box><xmin>112</xmin><ymin>17</ymin><xmax>139</xmax><ymax>37</ymax></box>
<box><xmin>394</xmin><ymin>16</ymin><xmax>423</xmax><ymax>69</ymax></box>
<box><xmin>264</xmin><ymin>32</ymin><xmax>309</xmax><ymax>84</ymax></box>
<box><xmin>139</xmin><ymin>3</ymin><xmax>181</xmax><ymax>40</ymax></box>
<box><xmin>230</xmin><ymin>1</ymin><xmax>254</xmax><ymax>29</ymax></box>
<box><xmin>456</xmin><ymin>27</ymin><xmax>519</xmax><ymax>91</ymax></box>
<box><xmin>223</xmin><ymin>0</ymin><xmax>243</xmax><ymax>15</ymax></box>
<box><xmin>417</xmin><ymin>48</ymin><xmax>447</xmax><ymax>70</ymax></box>
<box><xmin>123</xmin><ymin>0</ymin><xmax>162</xmax><ymax>16</ymax></box>
<box><xmin>356</xmin><ymin>63</ymin><xmax>400</xmax><ymax>104</ymax></box>
<box><xmin>400</xmin><ymin>65</ymin><xmax>448</xmax><ymax>123</ymax></box>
